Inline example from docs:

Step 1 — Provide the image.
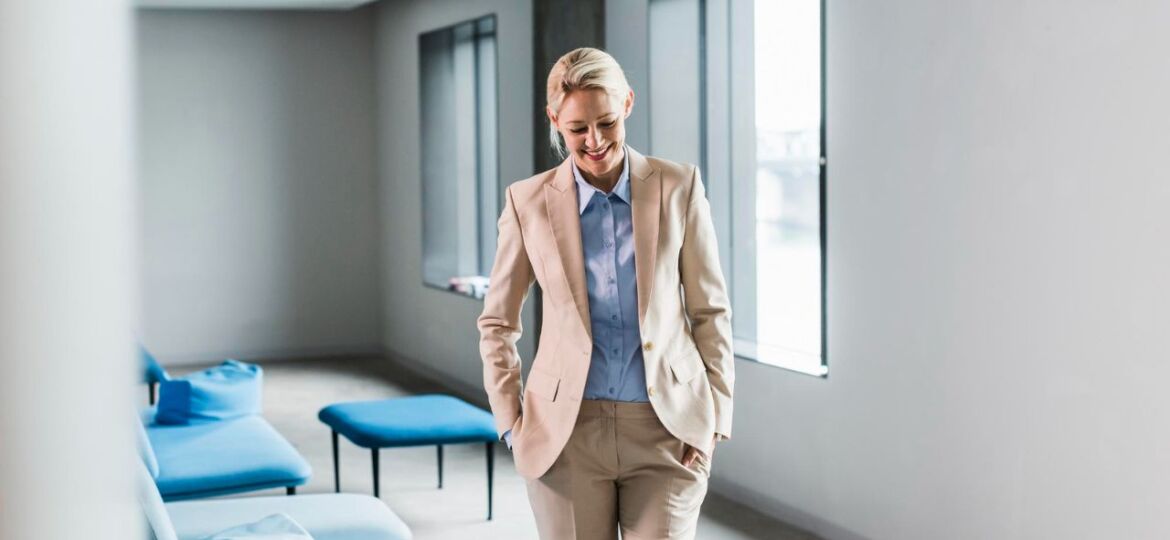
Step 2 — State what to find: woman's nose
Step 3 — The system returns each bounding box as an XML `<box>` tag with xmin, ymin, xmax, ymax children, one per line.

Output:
<box><xmin>587</xmin><ymin>129</ymin><xmax>603</xmax><ymax>148</ymax></box>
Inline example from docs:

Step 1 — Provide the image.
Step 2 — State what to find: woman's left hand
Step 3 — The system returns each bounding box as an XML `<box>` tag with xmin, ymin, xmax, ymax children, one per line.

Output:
<box><xmin>682</xmin><ymin>436</ymin><xmax>718</xmax><ymax>468</ymax></box>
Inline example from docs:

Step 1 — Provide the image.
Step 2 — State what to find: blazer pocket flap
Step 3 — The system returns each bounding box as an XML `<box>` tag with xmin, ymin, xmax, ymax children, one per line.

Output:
<box><xmin>668</xmin><ymin>351</ymin><xmax>704</xmax><ymax>384</ymax></box>
<box><xmin>525</xmin><ymin>369</ymin><xmax>561</xmax><ymax>401</ymax></box>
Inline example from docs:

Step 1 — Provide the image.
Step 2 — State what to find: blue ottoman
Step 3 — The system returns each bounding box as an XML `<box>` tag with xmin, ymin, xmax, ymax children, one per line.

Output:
<box><xmin>318</xmin><ymin>394</ymin><xmax>499</xmax><ymax>520</ymax></box>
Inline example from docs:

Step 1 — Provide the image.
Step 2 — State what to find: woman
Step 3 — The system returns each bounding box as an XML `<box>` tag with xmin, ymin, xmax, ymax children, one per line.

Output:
<box><xmin>478</xmin><ymin>47</ymin><xmax>733</xmax><ymax>539</ymax></box>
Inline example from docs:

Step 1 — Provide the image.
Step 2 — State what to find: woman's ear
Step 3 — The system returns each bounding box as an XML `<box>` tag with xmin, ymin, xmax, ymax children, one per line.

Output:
<box><xmin>545</xmin><ymin>106</ymin><xmax>558</xmax><ymax>130</ymax></box>
<box><xmin>624</xmin><ymin>89</ymin><xmax>635</xmax><ymax>119</ymax></box>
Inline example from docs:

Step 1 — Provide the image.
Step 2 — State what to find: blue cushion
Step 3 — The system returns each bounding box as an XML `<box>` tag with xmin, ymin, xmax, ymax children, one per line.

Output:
<box><xmin>146</xmin><ymin>413</ymin><xmax>311</xmax><ymax>501</ymax></box>
<box><xmin>156</xmin><ymin>380</ymin><xmax>193</xmax><ymax>425</ymax></box>
<box><xmin>318</xmin><ymin>394</ymin><xmax>497</xmax><ymax>448</ymax></box>
<box><xmin>156</xmin><ymin>360</ymin><xmax>263</xmax><ymax>425</ymax></box>
<box><xmin>141</xmin><ymin>344</ymin><xmax>171</xmax><ymax>384</ymax></box>
<box><xmin>167</xmin><ymin>494</ymin><xmax>412</xmax><ymax>540</ymax></box>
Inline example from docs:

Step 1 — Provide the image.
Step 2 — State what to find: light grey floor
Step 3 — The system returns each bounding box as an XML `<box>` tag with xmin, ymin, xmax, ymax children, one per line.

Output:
<box><xmin>184</xmin><ymin>357</ymin><xmax>817</xmax><ymax>540</ymax></box>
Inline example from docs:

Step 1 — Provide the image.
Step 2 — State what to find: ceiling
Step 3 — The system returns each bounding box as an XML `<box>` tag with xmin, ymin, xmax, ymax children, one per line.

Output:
<box><xmin>136</xmin><ymin>0</ymin><xmax>376</xmax><ymax>9</ymax></box>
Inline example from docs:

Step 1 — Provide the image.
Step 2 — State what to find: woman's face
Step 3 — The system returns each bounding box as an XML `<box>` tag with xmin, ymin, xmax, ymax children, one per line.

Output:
<box><xmin>548</xmin><ymin>87</ymin><xmax>635</xmax><ymax>181</ymax></box>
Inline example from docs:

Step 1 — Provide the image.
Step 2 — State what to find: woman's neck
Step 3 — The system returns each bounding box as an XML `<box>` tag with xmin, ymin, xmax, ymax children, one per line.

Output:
<box><xmin>576</xmin><ymin>146</ymin><xmax>625</xmax><ymax>193</ymax></box>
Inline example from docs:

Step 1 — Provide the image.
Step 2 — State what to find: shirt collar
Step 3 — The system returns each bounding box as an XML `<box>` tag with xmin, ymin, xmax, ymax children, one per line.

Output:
<box><xmin>571</xmin><ymin>146</ymin><xmax>631</xmax><ymax>215</ymax></box>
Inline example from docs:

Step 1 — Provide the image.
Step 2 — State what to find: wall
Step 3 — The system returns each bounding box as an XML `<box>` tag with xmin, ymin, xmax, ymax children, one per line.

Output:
<box><xmin>136</xmin><ymin>1</ymin><xmax>1170</xmax><ymax>537</ymax></box>
<box><xmin>710</xmin><ymin>1</ymin><xmax>1170</xmax><ymax>538</ymax></box>
<box><xmin>375</xmin><ymin>0</ymin><xmax>535</xmax><ymax>395</ymax></box>
<box><xmin>1</xmin><ymin>1</ymin><xmax>139</xmax><ymax>538</ymax></box>
<box><xmin>137</xmin><ymin>9</ymin><xmax>382</xmax><ymax>364</ymax></box>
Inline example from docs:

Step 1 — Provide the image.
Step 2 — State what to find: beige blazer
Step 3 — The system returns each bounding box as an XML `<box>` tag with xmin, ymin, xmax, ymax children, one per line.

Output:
<box><xmin>477</xmin><ymin>147</ymin><xmax>733</xmax><ymax>480</ymax></box>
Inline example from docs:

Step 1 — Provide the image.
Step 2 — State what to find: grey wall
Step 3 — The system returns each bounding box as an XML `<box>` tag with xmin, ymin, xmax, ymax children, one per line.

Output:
<box><xmin>710</xmin><ymin>1</ymin><xmax>1170</xmax><ymax>539</ymax></box>
<box><xmin>375</xmin><ymin>0</ymin><xmax>534</xmax><ymax>395</ymax></box>
<box><xmin>135</xmin><ymin>1</ymin><xmax>1170</xmax><ymax>537</ymax></box>
<box><xmin>137</xmin><ymin>9</ymin><xmax>382</xmax><ymax>364</ymax></box>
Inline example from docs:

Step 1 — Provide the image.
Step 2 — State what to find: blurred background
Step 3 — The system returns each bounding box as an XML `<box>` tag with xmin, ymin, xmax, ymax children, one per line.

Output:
<box><xmin>3</xmin><ymin>0</ymin><xmax>1170</xmax><ymax>538</ymax></box>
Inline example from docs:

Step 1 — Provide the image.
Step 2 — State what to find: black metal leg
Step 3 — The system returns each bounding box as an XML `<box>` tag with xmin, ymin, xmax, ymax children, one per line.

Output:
<box><xmin>437</xmin><ymin>445</ymin><xmax>444</xmax><ymax>489</ymax></box>
<box><xmin>286</xmin><ymin>486</ymin><xmax>296</xmax><ymax>496</ymax></box>
<box><xmin>486</xmin><ymin>442</ymin><xmax>494</xmax><ymax>520</ymax></box>
<box><xmin>148</xmin><ymin>383</ymin><xmax>156</xmax><ymax>405</ymax></box>
<box><xmin>332</xmin><ymin>430</ymin><xmax>340</xmax><ymax>493</ymax></box>
<box><xmin>371</xmin><ymin>448</ymin><xmax>380</xmax><ymax>498</ymax></box>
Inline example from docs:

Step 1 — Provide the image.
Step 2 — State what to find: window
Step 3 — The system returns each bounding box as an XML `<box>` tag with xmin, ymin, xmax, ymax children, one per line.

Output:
<box><xmin>615</xmin><ymin>0</ymin><xmax>827</xmax><ymax>376</ymax></box>
<box><xmin>732</xmin><ymin>0</ymin><xmax>826</xmax><ymax>375</ymax></box>
<box><xmin>419</xmin><ymin>15</ymin><xmax>498</xmax><ymax>299</ymax></box>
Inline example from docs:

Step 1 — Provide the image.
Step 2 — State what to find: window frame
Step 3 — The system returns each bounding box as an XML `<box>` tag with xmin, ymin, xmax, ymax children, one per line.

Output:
<box><xmin>707</xmin><ymin>0</ymin><xmax>829</xmax><ymax>377</ymax></box>
<box><xmin>417</xmin><ymin>14</ymin><xmax>501</xmax><ymax>300</ymax></box>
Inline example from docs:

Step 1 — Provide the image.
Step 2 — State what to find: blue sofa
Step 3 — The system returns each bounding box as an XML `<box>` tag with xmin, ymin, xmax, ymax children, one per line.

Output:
<box><xmin>138</xmin><ymin>459</ymin><xmax>412</xmax><ymax>540</ymax></box>
<box><xmin>141</xmin><ymin>345</ymin><xmax>170</xmax><ymax>405</ymax></box>
<box><xmin>142</xmin><ymin>406</ymin><xmax>312</xmax><ymax>501</ymax></box>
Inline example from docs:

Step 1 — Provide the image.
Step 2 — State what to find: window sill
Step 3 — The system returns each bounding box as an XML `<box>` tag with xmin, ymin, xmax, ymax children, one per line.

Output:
<box><xmin>734</xmin><ymin>338</ymin><xmax>827</xmax><ymax>378</ymax></box>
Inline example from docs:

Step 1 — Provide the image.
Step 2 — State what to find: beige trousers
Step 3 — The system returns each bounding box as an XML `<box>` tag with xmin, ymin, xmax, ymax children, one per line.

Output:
<box><xmin>524</xmin><ymin>400</ymin><xmax>711</xmax><ymax>540</ymax></box>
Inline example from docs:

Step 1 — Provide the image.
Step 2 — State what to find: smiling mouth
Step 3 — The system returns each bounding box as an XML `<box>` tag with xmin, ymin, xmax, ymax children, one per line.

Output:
<box><xmin>584</xmin><ymin>145</ymin><xmax>610</xmax><ymax>161</ymax></box>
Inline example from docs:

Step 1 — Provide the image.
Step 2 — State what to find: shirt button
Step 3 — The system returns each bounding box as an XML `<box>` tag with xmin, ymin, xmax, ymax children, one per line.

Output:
<box><xmin>608</xmin><ymin>387</ymin><xmax>615</xmax><ymax>394</ymax></box>
<box><xmin>648</xmin><ymin>386</ymin><xmax>656</xmax><ymax>397</ymax></box>
<box><xmin>643</xmin><ymin>342</ymin><xmax>654</xmax><ymax>351</ymax></box>
<box><xmin>608</xmin><ymin>277</ymin><xmax>615</xmax><ymax>283</ymax></box>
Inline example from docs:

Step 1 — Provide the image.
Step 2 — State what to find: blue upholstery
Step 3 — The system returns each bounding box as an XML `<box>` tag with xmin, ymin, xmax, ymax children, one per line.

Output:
<box><xmin>144</xmin><ymin>409</ymin><xmax>311</xmax><ymax>501</ymax></box>
<box><xmin>141</xmin><ymin>345</ymin><xmax>170</xmax><ymax>384</ymax></box>
<box><xmin>156</xmin><ymin>360</ymin><xmax>264</xmax><ymax>425</ymax></box>
<box><xmin>138</xmin><ymin>456</ymin><xmax>411</xmax><ymax>540</ymax></box>
<box><xmin>318</xmin><ymin>394</ymin><xmax>497</xmax><ymax>448</ymax></box>
<box><xmin>166</xmin><ymin>494</ymin><xmax>412</xmax><ymax>540</ymax></box>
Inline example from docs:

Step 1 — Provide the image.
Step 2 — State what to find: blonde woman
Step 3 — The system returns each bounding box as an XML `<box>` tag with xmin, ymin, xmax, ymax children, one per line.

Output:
<box><xmin>478</xmin><ymin>47</ymin><xmax>733</xmax><ymax>539</ymax></box>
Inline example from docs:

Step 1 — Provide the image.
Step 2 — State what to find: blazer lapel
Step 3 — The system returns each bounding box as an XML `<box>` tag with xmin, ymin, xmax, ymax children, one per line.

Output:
<box><xmin>545</xmin><ymin>158</ymin><xmax>592</xmax><ymax>339</ymax></box>
<box><xmin>627</xmin><ymin>147</ymin><xmax>661</xmax><ymax>328</ymax></box>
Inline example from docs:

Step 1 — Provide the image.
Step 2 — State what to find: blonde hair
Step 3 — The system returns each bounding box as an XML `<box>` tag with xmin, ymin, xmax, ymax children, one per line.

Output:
<box><xmin>545</xmin><ymin>47</ymin><xmax>631</xmax><ymax>159</ymax></box>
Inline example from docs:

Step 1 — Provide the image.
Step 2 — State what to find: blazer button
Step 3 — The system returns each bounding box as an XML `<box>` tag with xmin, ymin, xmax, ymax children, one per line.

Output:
<box><xmin>648</xmin><ymin>386</ymin><xmax>656</xmax><ymax>397</ymax></box>
<box><xmin>643</xmin><ymin>341</ymin><xmax>654</xmax><ymax>351</ymax></box>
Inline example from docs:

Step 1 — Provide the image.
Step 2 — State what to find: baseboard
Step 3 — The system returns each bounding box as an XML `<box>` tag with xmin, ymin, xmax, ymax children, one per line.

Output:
<box><xmin>156</xmin><ymin>344</ymin><xmax>385</xmax><ymax>368</ymax></box>
<box><xmin>707</xmin><ymin>476</ymin><xmax>870</xmax><ymax>540</ymax></box>
<box><xmin>378</xmin><ymin>346</ymin><xmax>491</xmax><ymax>410</ymax></box>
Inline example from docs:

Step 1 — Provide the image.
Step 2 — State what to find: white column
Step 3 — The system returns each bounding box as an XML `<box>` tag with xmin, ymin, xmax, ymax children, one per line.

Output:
<box><xmin>0</xmin><ymin>1</ymin><xmax>140</xmax><ymax>539</ymax></box>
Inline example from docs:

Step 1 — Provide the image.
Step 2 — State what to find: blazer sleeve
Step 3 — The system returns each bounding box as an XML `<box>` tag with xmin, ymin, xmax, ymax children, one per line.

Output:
<box><xmin>477</xmin><ymin>185</ymin><xmax>535</xmax><ymax>437</ymax></box>
<box><xmin>679</xmin><ymin>165</ymin><xmax>735</xmax><ymax>439</ymax></box>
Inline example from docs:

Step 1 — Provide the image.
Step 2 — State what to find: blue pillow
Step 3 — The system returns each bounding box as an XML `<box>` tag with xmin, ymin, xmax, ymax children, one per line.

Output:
<box><xmin>155</xmin><ymin>360</ymin><xmax>263</xmax><ymax>425</ymax></box>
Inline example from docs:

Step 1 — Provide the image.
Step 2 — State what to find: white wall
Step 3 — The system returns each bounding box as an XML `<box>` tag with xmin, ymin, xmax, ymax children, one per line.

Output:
<box><xmin>375</xmin><ymin>0</ymin><xmax>535</xmax><ymax>394</ymax></box>
<box><xmin>0</xmin><ymin>1</ymin><xmax>140</xmax><ymax>538</ymax></box>
<box><xmin>137</xmin><ymin>9</ymin><xmax>382</xmax><ymax>364</ymax></box>
<box><xmin>711</xmin><ymin>1</ymin><xmax>1170</xmax><ymax>539</ymax></box>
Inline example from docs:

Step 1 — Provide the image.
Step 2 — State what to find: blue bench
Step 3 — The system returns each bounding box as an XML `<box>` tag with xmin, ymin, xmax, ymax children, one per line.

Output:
<box><xmin>143</xmin><ymin>407</ymin><xmax>312</xmax><ymax>500</ymax></box>
<box><xmin>318</xmin><ymin>394</ymin><xmax>498</xmax><ymax>519</ymax></box>
<box><xmin>138</xmin><ymin>459</ymin><xmax>412</xmax><ymax>540</ymax></box>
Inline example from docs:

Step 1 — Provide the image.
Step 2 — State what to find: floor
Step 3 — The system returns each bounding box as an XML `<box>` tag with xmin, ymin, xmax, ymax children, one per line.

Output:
<box><xmin>183</xmin><ymin>356</ymin><xmax>818</xmax><ymax>540</ymax></box>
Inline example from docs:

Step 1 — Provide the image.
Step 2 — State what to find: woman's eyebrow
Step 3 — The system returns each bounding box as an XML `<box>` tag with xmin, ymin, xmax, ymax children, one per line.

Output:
<box><xmin>565</xmin><ymin>114</ymin><xmax>618</xmax><ymax>126</ymax></box>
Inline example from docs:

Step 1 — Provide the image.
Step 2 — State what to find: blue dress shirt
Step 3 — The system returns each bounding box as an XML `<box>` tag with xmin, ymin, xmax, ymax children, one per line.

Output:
<box><xmin>572</xmin><ymin>149</ymin><xmax>649</xmax><ymax>403</ymax></box>
<box><xmin>505</xmin><ymin>148</ymin><xmax>649</xmax><ymax>449</ymax></box>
